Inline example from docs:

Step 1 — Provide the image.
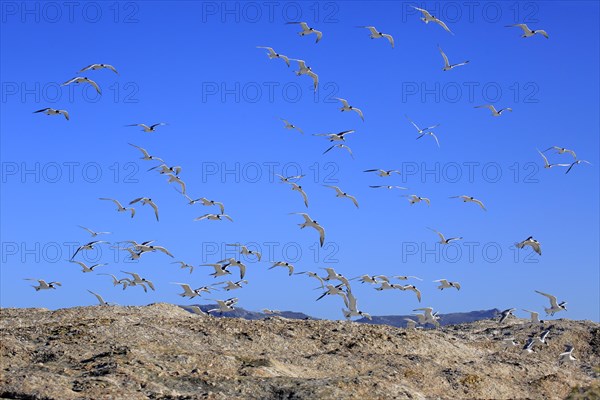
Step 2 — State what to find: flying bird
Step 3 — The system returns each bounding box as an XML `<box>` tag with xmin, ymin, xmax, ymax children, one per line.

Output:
<box><xmin>25</xmin><ymin>279</ymin><xmax>61</xmax><ymax>291</ymax></box>
<box><xmin>87</xmin><ymin>290</ymin><xmax>110</xmax><ymax>305</ymax></box>
<box><xmin>290</xmin><ymin>59</ymin><xmax>319</xmax><ymax>90</ymax></box>
<box><xmin>33</xmin><ymin>108</ymin><xmax>69</xmax><ymax>120</ymax></box>
<box><xmin>62</xmin><ymin>77</ymin><xmax>101</xmax><ymax>94</ymax></box>
<box><xmin>434</xmin><ymin>279</ymin><xmax>461</xmax><ymax>291</ymax></box>
<box><xmin>122</xmin><ymin>271</ymin><xmax>156</xmax><ymax>291</ymax></box>
<box><xmin>411</xmin><ymin>6</ymin><xmax>453</xmax><ymax>34</ymax></box>
<box><xmin>79</xmin><ymin>63</ymin><xmax>119</xmax><ymax>74</ymax></box>
<box><xmin>544</xmin><ymin>146</ymin><xmax>577</xmax><ymax>159</ymax></box>
<box><xmin>227</xmin><ymin>243</ymin><xmax>262</xmax><ymax>261</ymax></box>
<box><xmin>172</xmin><ymin>261</ymin><xmax>194</xmax><ymax>274</ymax></box>
<box><xmin>498</xmin><ymin>308</ymin><xmax>516</xmax><ymax>324</ymax></box>
<box><xmin>506</xmin><ymin>23</ymin><xmax>549</xmax><ymax>39</ymax></box>
<box><xmin>334</xmin><ymin>98</ymin><xmax>364</xmax><ymax>121</ymax></box>
<box><xmin>559</xmin><ymin>345</ymin><xmax>577</xmax><ymax>364</ymax></box>
<box><xmin>287</xmin><ymin>22</ymin><xmax>322</xmax><ymax>43</ymax></box>
<box><xmin>129</xmin><ymin>197</ymin><xmax>160</xmax><ymax>221</ymax></box>
<box><xmin>400</xmin><ymin>285</ymin><xmax>422</xmax><ymax>302</ymax></box>
<box><xmin>166</xmin><ymin>173</ymin><xmax>186</xmax><ymax>194</ymax></box>
<box><xmin>475</xmin><ymin>104</ymin><xmax>513</xmax><ymax>117</ymax></box>
<box><xmin>127</xmin><ymin>123</ymin><xmax>166</xmax><ymax>132</ymax></box>
<box><xmin>202</xmin><ymin>263</ymin><xmax>232</xmax><ymax>278</ymax></box>
<box><xmin>405</xmin><ymin>115</ymin><xmax>439</xmax><ymax>134</ymax></box>
<box><xmin>286</xmin><ymin>182</ymin><xmax>309</xmax><ymax>208</ymax></box>
<box><xmin>294</xmin><ymin>271</ymin><xmax>325</xmax><ymax>289</ymax></box>
<box><xmin>535</xmin><ymin>290</ymin><xmax>567</xmax><ymax>316</ymax></box>
<box><xmin>276</xmin><ymin>174</ymin><xmax>305</xmax><ymax>183</ymax></box>
<box><xmin>291</xmin><ymin>212</ymin><xmax>325</xmax><ymax>246</ymax></box>
<box><xmin>364</xmin><ymin>169</ymin><xmax>400</xmax><ymax>177</ymax></box>
<box><xmin>99</xmin><ymin>198</ymin><xmax>135</xmax><ymax>218</ymax></box>
<box><xmin>194</xmin><ymin>213</ymin><xmax>233</xmax><ymax>222</ymax></box>
<box><xmin>369</xmin><ymin>185</ymin><xmax>408</xmax><ymax>190</ymax></box>
<box><xmin>78</xmin><ymin>226</ymin><xmax>111</xmax><ymax>237</ymax></box>
<box><xmin>323</xmin><ymin>185</ymin><xmax>359</xmax><ymax>208</ymax></box>
<box><xmin>438</xmin><ymin>45</ymin><xmax>469</xmax><ymax>71</ymax></box>
<box><xmin>537</xmin><ymin>149</ymin><xmax>570</xmax><ymax>169</ymax></box>
<box><xmin>256</xmin><ymin>46</ymin><xmax>290</xmax><ymax>66</ymax></box>
<box><xmin>416</xmin><ymin>130</ymin><xmax>440</xmax><ymax>147</ymax></box>
<box><xmin>357</xmin><ymin>26</ymin><xmax>394</xmax><ymax>48</ymax></box>
<box><xmin>314</xmin><ymin>129</ymin><xmax>355</xmax><ymax>142</ymax></box>
<box><xmin>449</xmin><ymin>195</ymin><xmax>486</xmax><ymax>210</ymax></box>
<box><xmin>219</xmin><ymin>259</ymin><xmax>247</xmax><ymax>280</ymax></box>
<box><xmin>218</xmin><ymin>280</ymin><xmax>249</xmax><ymax>291</ymax></box>
<box><xmin>69</xmin><ymin>260</ymin><xmax>107</xmax><ymax>273</ymax></box>
<box><xmin>565</xmin><ymin>159</ymin><xmax>591</xmax><ymax>174</ymax></box>
<box><xmin>515</xmin><ymin>236</ymin><xmax>541</xmax><ymax>255</ymax></box>
<box><xmin>71</xmin><ymin>240</ymin><xmax>108</xmax><ymax>260</ymax></box>
<box><xmin>403</xmin><ymin>194</ymin><xmax>431</xmax><ymax>206</ymax></box>
<box><xmin>280</xmin><ymin>118</ymin><xmax>303</xmax><ymax>134</ymax></box>
<box><xmin>269</xmin><ymin>261</ymin><xmax>294</xmax><ymax>276</ymax></box>
<box><xmin>128</xmin><ymin>143</ymin><xmax>164</xmax><ymax>163</ymax></box>
<box><xmin>149</xmin><ymin>163</ymin><xmax>182</xmax><ymax>176</ymax></box>
<box><xmin>323</xmin><ymin>143</ymin><xmax>354</xmax><ymax>158</ymax></box>
<box><xmin>428</xmin><ymin>228</ymin><xmax>462</xmax><ymax>244</ymax></box>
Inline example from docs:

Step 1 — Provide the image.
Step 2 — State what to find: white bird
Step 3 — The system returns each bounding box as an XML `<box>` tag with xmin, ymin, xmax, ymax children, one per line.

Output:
<box><xmin>506</xmin><ymin>24</ymin><xmax>549</xmax><ymax>39</ymax></box>
<box><xmin>280</xmin><ymin>118</ymin><xmax>303</xmax><ymax>134</ymax></box>
<box><xmin>405</xmin><ymin>115</ymin><xmax>440</xmax><ymax>134</ymax></box>
<box><xmin>287</xmin><ymin>21</ymin><xmax>322</xmax><ymax>43</ymax></box>
<box><xmin>172</xmin><ymin>283</ymin><xmax>202</xmax><ymax>299</ymax></box>
<box><xmin>438</xmin><ymin>45</ymin><xmax>469</xmax><ymax>71</ymax></box>
<box><xmin>403</xmin><ymin>194</ymin><xmax>431</xmax><ymax>206</ymax></box>
<box><xmin>394</xmin><ymin>275</ymin><xmax>422</xmax><ymax>281</ymax></box>
<box><xmin>319</xmin><ymin>267</ymin><xmax>352</xmax><ymax>288</ymax></box>
<box><xmin>498</xmin><ymin>308</ymin><xmax>516</xmax><ymax>324</ymax></box>
<box><xmin>269</xmin><ymin>261</ymin><xmax>294</xmax><ymax>276</ymax></box>
<box><xmin>450</xmin><ymin>195</ymin><xmax>486</xmax><ymax>211</ymax></box>
<box><xmin>122</xmin><ymin>271</ymin><xmax>156</xmax><ymax>291</ymax></box>
<box><xmin>262</xmin><ymin>309</ymin><xmax>281</xmax><ymax>315</ymax></box>
<box><xmin>78</xmin><ymin>226</ymin><xmax>111</xmax><ymax>237</ymax></box>
<box><xmin>207</xmin><ymin>298</ymin><xmax>238</xmax><ymax>314</ymax></box>
<box><xmin>559</xmin><ymin>345</ymin><xmax>577</xmax><ymax>364</ymax></box>
<box><xmin>515</xmin><ymin>236</ymin><xmax>541</xmax><ymax>255</ymax></box>
<box><xmin>219</xmin><ymin>258</ymin><xmax>247</xmax><ymax>279</ymax></box>
<box><xmin>323</xmin><ymin>185</ymin><xmax>359</xmax><ymax>208</ymax></box>
<box><xmin>290</xmin><ymin>212</ymin><xmax>325</xmax><ymax>247</ymax></box>
<box><xmin>535</xmin><ymin>290</ymin><xmax>567</xmax><ymax>316</ymax></box>
<box><xmin>188</xmin><ymin>306</ymin><xmax>208</xmax><ymax>316</ymax></box>
<box><xmin>294</xmin><ymin>271</ymin><xmax>325</xmax><ymax>289</ymax></box>
<box><xmin>314</xmin><ymin>129</ymin><xmax>355</xmax><ymax>142</ymax></box>
<box><xmin>166</xmin><ymin>173</ymin><xmax>186</xmax><ymax>194</ymax></box>
<box><xmin>522</xmin><ymin>309</ymin><xmax>541</xmax><ymax>324</ymax></box>
<box><xmin>369</xmin><ymin>185</ymin><xmax>408</xmax><ymax>190</ymax></box>
<box><xmin>404</xmin><ymin>318</ymin><xmax>417</xmax><ymax>329</ymax></box>
<box><xmin>363</xmin><ymin>169</ymin><xmax>400</xmax><ymax>177</ymax></box>
<box><xmin>537</xmin><ymin>149</ymin><xmax>570</xmax><ymax>169</ymax></box>
<box><xmin>544</xmin><ymin>146</ymin><xmax>577</xmax><ymax>160</ymax></box>
<box><xmin>357</xmin><ymin>25</ymin><xmax>394</xmax><ymax>48</ymax></box>
<box><xmin>290</xmin><ymin>59</ymin><xmax>319</xmax><ymax>91</ymax></box>
<box><xmin>416</xmin><ymin>130</ymin><xmax>440</xmax><ymax>147</ymax></box>
<box><xmin>522</xmin><ymin>337</ymin><xmax>536</xmax><ymax>353</ymax></box>
<box><xmin>566</xmin><ymin>159</ymin><xmax>591</xmax><ymax>174</ymax></box>
<box><xmin>149</xmin><ymin>163</ymin><xmax>182</xmax><ymax>176</ymax></box>
<box><xmin>342</xmin><ymin>292</ymin><xmax>372</xmax><ymax>320</ymax></box>
<box><xmin>195</xmin><ymin>213</ymin><xmax>233</xmax><ymax>222</ymax></box>
<box><xmin>400</xmin><ymin>285</ymin><xmax>422</xmax><ymax>302</ymax></box>
<box><xmin>135</xmin><ymin>244</ymin><xmax>174</xmax><ymax>258</ymax></box>
<box><xmin>79</xmin><ymin>63</ymin><xmax>119</xmax><ymax>74</ymax></box>
<box><xmin>434</xmin><ymin>279</ymin><xmax>461</xmax><ymax>291</ymax></box>
<box><xmin>71</xmin><ymin>240</ymin><xmax>108</xmax><ymax>259</ymax></box>
<box><xmin>501</xmin><ymin>338</ymin><xmax>518</xmax><ymax>351</ymax></box>
<box><xmin>98</xmin><ymin>273</ymin><xmax>130</xmax><ymax>289</ymax></box>
<box><xmin>128</xmin><ymin>143</ymin><xmax>164</xmax><ymax>163</ymax></box>
<box><xmin>25</xmin><ymin>279</ymin><xmax>61</xmax><ymax>291</ymax></box>
<box><xmin>87</xmin><ymin>290</ymin><xmax>110</xmax><ymax>305</ymax></box>
<box><xmin>353</xmin><ymin>274</ymin><xmax>386</xmax><ymax>284</ymax></box>
<box><xmin>227</xmin><ymin>244</ymin><xmax>262</xmax><ymax>261</ymax></box>
<box><xmin>62</xmin><ymin>76</ymin><xmax>101</xmax><ymax>94</ymax></box>
<box><xmin>202</xmin><ymin>263</ymin><xmax>232</xmax><ymax>278</ymax></box>
<box><xmin>195</xmin><ymin>198</ymin><xmax>225</xmax><ymax>214</ymax></box>
<box><xmin>475</xmin><ymin>104</ymin><xmax>513</xmax><ymax>117</ymax></box>
<box><xmin>413</xmin><ymin>307</ymin><xmax>441</xmax><ymax>327</ymax></box>
<box><xmin>375</xmin><ymin>281</ymin><xmax>403</xmax><ymax>291</ymax></box>
<box><xmin>323</xmin><ymin>143</ymin><xmax>354</xmax><ymax>158</ymax></box>
<box><xmin>126</xmin><ymin>123</ymin><xmax>166</xmax><ymax>132</ymax></box>
<box><xmin>334</xmin><ymin>97</ymin><xmax>364</xmax><ymax>121</ymax></box>
<box><xmin>286</xmin><ymin>182</ymin><xmax>309</xmax><ymax>208</ymax></box>
<box><xmin>256</xmin><ymin>46</ymin><xmax>290</xmax><ymax>66</ymax></box>
<box><xmin>276</xmin><ymin>174</ymin><xmax>305</xmax><ymax>183</ymax></box>
<box><xmin>316</xmin><ymin>283</ymin><xmax>347</xmax><ymax>301</ymax></box>
<box><xmin>411</xmin><ymin>6</ymin><xmax>453</xmax><ymax>34</ymax></box>
<box><xmin>129</xmin><ymin>197</ymin><xmax>159</xmax><ymax>221</ymax></box>
<box><xmin>218</xmin><ymin>280</ymin><xmax>248</xmax><ymax>291</ymax></box>
<box><xmin>172</xmin><ymin>261</ymin><xmax>194</xmax><ymax>274</ymax></box>
<box><xmin>33</xmin><ymin>108</ymin><xmax>69</xmax><ymax>120</ymax></box>
<box><xmin>69</xmin><ymin>260</ymin><xmax>107</xmax><ymax>273</ymax></box>
<box><xmin>99</xmin><ymin>198</ymin><xmax>135</xmax><ymax>218</ymax></box>
<box><xmin>429</xmin><ymin>228</ymin><xmax>462</xmax><ymax>244</ymax></box>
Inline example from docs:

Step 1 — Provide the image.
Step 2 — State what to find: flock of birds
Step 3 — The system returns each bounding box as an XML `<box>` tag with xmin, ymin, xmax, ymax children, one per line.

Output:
<box><xmin>25</xmin><ymin>6</ymin><xmax>589</xmax><ymax>365</ymax></box>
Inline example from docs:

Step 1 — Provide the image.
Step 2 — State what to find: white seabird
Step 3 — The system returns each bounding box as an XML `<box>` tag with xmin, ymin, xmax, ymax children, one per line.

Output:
<box><xmin>33</xmin><ymin>108</ymin><xmax>69</xmax><ymax>120</ymax></box>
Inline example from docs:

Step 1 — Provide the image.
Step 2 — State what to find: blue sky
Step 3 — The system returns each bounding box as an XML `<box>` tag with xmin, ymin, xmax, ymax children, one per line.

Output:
<box><xmin>1</xmin><ymin>1</ymin><xmax>598</xmax><ymax>321</ymax></box>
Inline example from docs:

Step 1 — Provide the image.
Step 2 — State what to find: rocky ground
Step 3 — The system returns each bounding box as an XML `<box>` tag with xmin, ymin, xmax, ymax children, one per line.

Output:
<box><xmin>1</xmin><ymin>303</ymin><xmax>598</xmax><ymax>399</ymax></box>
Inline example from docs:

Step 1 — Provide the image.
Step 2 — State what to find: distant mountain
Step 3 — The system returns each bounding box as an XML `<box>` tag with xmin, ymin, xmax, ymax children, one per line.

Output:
<box><xmin>180</xmin><ymin>305</ymin><xmax>500</xmax><ymax>327</ymax></box>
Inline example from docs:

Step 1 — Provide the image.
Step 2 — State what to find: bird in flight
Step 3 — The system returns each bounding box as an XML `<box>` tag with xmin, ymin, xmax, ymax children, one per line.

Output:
<box><xmin>537</xmin><ymin>149</ymin><xmax>570</xmax><ymax>169</ymax></box>
<box><xmin>127</xmin><ymin>123</ymin><xmax>166</xmax><ymax>132</ymax></box>
<box><xmin>364</xmin><ymin>169</ymin><xmax>400</xmax><ymax>177</ymax></box>
<box><xmin>129</xmin><ymin>143</ymin><xmax>164</xmax><ymax>163</ymax></box>
<box><xmin>506</xmin><ymin>23</ymin><xmax>549</xmax><ymax>39</ymax></box>
<box><xmin>449</xmin><ymin>195</ymin><xmax>486</xmax><ymax>211</ymax></box>
<box><xmin>291</xmin><ymin>212</ymin><xmax>325</xmax><ymax>247</ymax></box>
<box><xmin>62</xmin><ymin>76</ymin><xmax>101</xmax><ymax>94</ymax></box>
<box><xmin>99</xmin><ymin>198</ymin><xmax>135</xmax><ymax>218</ymax></box>
<box><xmin>535</xmin><ymin>290</ymin><xmax>567</xmax><ymax>316</ymax></box>
<box><xmin>411</xmin><ymin>6</ymin><xmax>453</xmax><ymax>34</ymax></box>
<box><xmin>334</xmin><ymin>98</ymin><xmax>364</xmax><ymax>121</ymax></box>
<box><xmin>78</xmin><ymin>63</ymin><xmax>119</xmax><ymax>74</ymax></box>
<box><xmin>566</xmin><ymin>159</ymin><xmax>591</xmax><ymax>174</ymax></box>
<box><xmin>475</xmin><ymin>104</ymin><xmax>513</xmax><ymax>117</ymax></box>
<box><xmin>323</xmin><ymin>185</ymin><xmax>359</xmax><ymax>208</ymax></box>
<box><xmin>405</xmin><ymin>115</ymin><xmax>440</xmax><ymax>135</ymax></box>
<box><xmin>438</xmin><ymin>45</ymin><xmax>469</xmax><ymax>71</ymax></box>
<box><xmin>434</xmin><ymin>279</ymin><xmax>461</xmax><ymax>291</ymax></box>
<box><xmin>287</xmin><ymin>22</ymin><xmax>322</xmax><ymax>43</ymax></box>
<box><xmin>78</xmin><ymin>226</ymin><xmax>111</xmax><ymax>237</ymax></box>
<box><xmin>129</xmin><ymin>197</ymin><xmax>160</xmax><ymax>221</ymax></box>
<box><xmin>403</xmin><ymin>194</ymin><xmax>431</xmax><ymax>206</ymax></box>
<box><xmin>25</xmin><ymin>279</ymin><xmax>61</xmax><ymax>291</ymax></box>
<box><xmin>280</xmin><ymin>118</ymin><xmax>304</xmax><ymax>134</ymax></box>
<box><xmin>428</xmin><ymin>228</ymin><xmax>462</xmax><ymax>244</ymax></box>
<box><xmin>257</xmin><ymin>46</ymin><xmax>290</xmax><ymax>66</ymax></box>
<box><xmin>357</xmin><ymin>26</ymin><xmax>394</xmax><ymax>48</ymax></box>
<box><xmin>33</xmin><ymin>108</ymin><xmax>69</xmax><ymax>120</ymax></box>
<box><xmin>515</xmin><ymin>236</ymin><xmax>542</xmax><ymax>255</ymax></box>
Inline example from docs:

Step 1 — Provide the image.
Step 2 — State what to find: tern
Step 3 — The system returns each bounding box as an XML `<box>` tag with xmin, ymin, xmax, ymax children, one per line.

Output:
<box><xmin>566</xmin><ymin>159</ymin><xmax>591</xmax><ymax>174</ymax></box>
<box><xmin>429</xmin><ymin>228</ymin><xmax>462</xmax><ymax>244</ymax></box>
<box><xmin>62</xmin><ymin>77</ymin><xmax>101</xmax><ymax>94</ymax></box>
<box><xmin>342</xmin><ymin>292</ymin><xmax>372</xmax><ymax>320</ymax></box>
<box><xmin>269</xmin><ymin>261</ymin><xmax>294</xmax><ymax>276</ymax></box>
<box><xmin>559</xmin><ymin>345</ymin><xmax>577</xmax><ymax>364</ymax></box>
<box><xmin>406</xmin><ymin>115</ymin><xmax>439</xmax><ymax>134</ymax></box>
<box><xmin>218</xmin><ymin>280</ymin><xmax>248</xmax><ymax>291</ymax></box>
<box><xmin>498</xmin><ymin>308</ymin><xmax>516</xmax><ymax>324</ymax></box>
<box><xmin>227</xmin><ymin>244</ymin><xmax>262</xmax><ymax>261</ymax></box>
<box><xmin>314</xmin><ymin>129</ymin><xmax>355</xmax><ymax>142</ymax></box>
<box><xmin>434</xmin><ymin>279</ymin><xmax>461</xmax><ymax>291</ymax></box>
<box><xmin>189</xmin><ymin>306</ymin><xmax>208</xmax><ymax>316</ymax></box>
<box><xmin>286</xmin><ymin>182</ymin><xmax>309</xmax><ymax>208</ymax></box>
<box><xmin>276</xmin><ymin>174</ymin><xmax>305</xmax><ymax>183</ymax></box>
<box><xmin>87</xmin><ymin>290</ymin><xmax>111</xmax><ymax>305</ymax></box>
<box><xmin>400</xmin><ymin>285</ymin><xmax>422</xmax><ymax>302</ymax></box>
<box><xmin>438</xmin><ymin>46</ymin><xmax>469</xmax><ymax>71</ymax></box>
<box><xmin>291</xmin><ymin>213</ymin><xmax>325</xmax><ymax>246</ymax></box>
<box><xmin>413</xmin><ymin>307</ymin><xmax>441</xmax><ymax>327</ymax></box>
<box><xmin>353</xmin><ymin>275</ymin><xmax>388</xmax><ymax>284</ymax></box>
<box><xmin>506</xmin><ymin>24</ymin><xmax>549</xmax><ymax>39</ymax></box>
<box><xmin>475</xmin><ymin>104</ymin><xmax>513</xmax><ymax>117</ymax></box>
<box><xmin>172</xmin><ymin>283</ymin><xmax>204</xmax><ymax>299</ymax></box>
<box><xmin>411</xmin><ymin>6</ymin><xmax>453</xmax><ymax>34</ymax></box>
<box><xmin>535</xmin><ymin>290</ymin><xmax>567</xmax><ymax>316</ymax></box>
<box><xmin>364</xmin><ymin>169</ymin><xmax>400</xmax><ymax>177</ymax></box>
<box><xmin>537</xmin><ymin>149</ymin><xmax>570</xmax><ymax>169</ymax></box>
<box><xmin>375</xmin><ymin>281</ymin><xmax>403</xmax><ymax>291</ymax></box>
<box><xmin>334</xmin><ymin>98</ymin><xmax>364</xmax><ymax>121</ymax></box>
<box><xmin>294</xmin><ymin>271</ymin><xmax>325</xmax><ymax>289</ymax></box>
<box><xmin>280</xmin><ymin>118</ymin><xmax>303</xmax><ymax>134</ymax></box>
<box><xmin>404</xmin><ymin>318</ymin><xmax>417</xmax><ymax>329</ymax></box>
<box><xmin>522</xmin><ymin>309</ymin><xmax>542</xmax><ymax>324</ymax></box>
<box><xmin>99</xmin><ymin>198</ymin><xmax>135</xmax><ymax>218</ymax></box>
<box><xmin>126</xmin><ymin>123</ymin><xmax>166</xmax><ymax>132</ymax></box>
<box><xmin>195</xmin><ymin>198</ymin><xmax>225</xmax><ymax>214</ymax></box>
<box><xmin>78</xmin><ymin>226</ymin><xmax>111</xmax><ymax>237</ymax></box>
<box><xmin>544</xmin><ymin>146</ymin><xmax>577</xmax><ymax>160</ymax></box>
<box><xmin>290</xmin><ymin>59</ymin><xmax>319</xmax><ymax>90</ymax></box>
<box><xmin>122</xmin><ymin>271</ymin><xmax>156</xmax><ymax>291</ymax></box>
<box><xmin>262</xmin><ymin>309</ymin><xmax>281</xmax><ymax>315</ymax></box>
<box><xmin>357</xmin><ymin>25</ymin><xmax>394</xmax><ymax>48</ymax></box>
<box><xmin>522</xmin><ymin>337</ymin><xmax>536</xmax><ymax>353</ymax></box>
<box><xmin>316</xmin><ymin>283</ymin><xmax>347</xmax><ymax>301</ymax></box>
<box><xmin>207</xmin><ymin>298</ymin><xmax>238</xmax><ymax>314</ymax></box>
<box><xmin>323</xmin><ymin>143</ymin><xmax>354</xmax><ymax>158</ymax></box>
<box><xmin>166</xmin><ymin>173</ymin><xmax>186</xmax><ymax>194</ymax></box>
<box><xmin>450</xmin><ymin>195</ymin><xmax>486</xmax><ymax>211</ymax></box>
<box><xmin>195</xmin><ymin>213</ymin><xmax>233</xmax><ymax>222</ymax></box>
<box><xmin>319</xmin><ymin>268</ymin><xmax>352</xmax><ymax>288</ymax></box>
<box><xmin>128</xmin><ymin>143</ymin><xmax>164</xmax><ymax>163</ymax></box>
<box><xmin>219</xmin><ymin>258</ymin><xmax>247</xmax><ymax>279</ymax></box>
<box><xmin>172</xmin><ymin>261</ymin><xmax>194</xmax><ymax>274</ymax></box>
<box><xmin>69</xmin><ymin>260</ymin><xmax>107</xmax><ymax>273</ymax></box>
<box><xmin>79</xmin><ymin>63</ymin><xmax>119</xmax><ymax>74</ymax></box>
<box><xmin>25</xmin><ymin>279</ymin><xmax>61</xmax><ymax>291</ymax></box>
<box><xmin>369</xmin><ymin>185</ymin><xmax>408</xmax><ymax>190</ymax></box>
<box><xmin>287</xmin><ymin>22</ymin><xmax>322</xmax><ymax>43</ymax></box>
<box><xmin>394</xmin><ymin>275</ymin><xmax>423</xmax><ymax>281</ymax></box>
<box><xmin>404</xmin><ymin>194</ymin><xmax>431</xmax><ymax>206</ymax></box>
<box><xmin>502</xmin><ymin>338</ymin><xmax>518</xmax><ymax>351</ymax></box>
<box><xmin>98</xmin><ymin>273</ymin><xmax>131</xmax><ymax>289</ymax></box>
<box><xmin>33</xmin><ymin>108</ymin><xmax>69</xmax><ymax>120</ymax></box>
<box><xmin>202</xmin><ymin>263</ymin><xmax>232</xmax><ymax>278</ymax></box>
<box><xmin>129</xmin><ymin>197</ymin><xmax>159</xmax><ymax>221</ymax></box>
<box><xmin>135</xmin><ymin>244</ymin><xmax>174</xmax><ymax>258</ymax></box>
<box><xmin>148</xmin><ymin>163</ymin><xmax>182</xmax><ymax>176</ymax></box>
<box><xmin>323</xmin><ymin>185</ymin><xmax>359</xmax><ymax>208</ymax></box>
<box><xmin>71</xmin><ymin>240</ymin><xmax>108</xmax><ymax>260</ymax></box>
<box><xmin>416</xmin><ymin>130</ymin><xmax>440</xmax><ymax>147</ymax></box>
<box><xmin>515</xmin><ymin>236</ymin><xmax>541</xmax><ymax>255</ymax></box>
<box><xmin>256</xmin><ymin>46</ymin><xmax>290</xmax><ymax>66</ymax></box>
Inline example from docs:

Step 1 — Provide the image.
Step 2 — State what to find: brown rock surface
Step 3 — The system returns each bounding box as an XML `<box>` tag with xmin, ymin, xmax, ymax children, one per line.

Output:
<box><xmin>1</xmin><ymin>304</ymin><xmax>598</xmax><ymax>399</ymax></box>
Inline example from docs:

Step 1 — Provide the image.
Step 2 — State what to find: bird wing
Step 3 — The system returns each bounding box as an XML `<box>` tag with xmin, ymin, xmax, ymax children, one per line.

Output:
<box><xmin>149</xmin><ymin>201</ymin><xmax>160</xmax><ymax>221</ymax></box>
<box><xmin>405</xmin><ymin>115</ymin><xmax>422</xmax><ymax>132</ymax></box>
<box><xmin>99</xmin><ymin>197</ymin><xmax>123</xmax><ymax>208</ymax></box>
<box><xmin>382</xmin><ymin>34</ymin><xmax>394</xmax><ymax>48</ymax></box>
<box><xmin>86</xmin><ymin>78</ymin><xmax>102</xmax><ymax>94</ymax></box>
<box><xmin>353</xmin><ymin>107</ymin><xmax>365</xmax><ymax>121</ymax></box>
<box><xmin>535</xmin><ymin>290</ymin><xmax>558</xmax><ymax>308</ymax></box>
<box><xmin>438</xmin><ymin>46</ymin><xmax>450</xmax><ymax>67</ymax></box>
<box><xmin>347</xmin><ymin>194</ymin><xmax>359</xmax><ymax>208</ymax></box>
<box><xmin>335</xmin><ymin>97</ymin><xmax>350</xmax><ymax>108</ymax></box>
<box><xmin>128</xmin><ymin>143</ymin><xmax>151</xmax><ymax>158</ymax></box>
<box><xmin>434</xmin><ymin>18</ymin><xmax>452</xmax><ymax>34</ymax></box>
<box><xmin>509</xmin><ymin>23</ymin><xmax>529</xmax><ymax>34</ymax></box>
